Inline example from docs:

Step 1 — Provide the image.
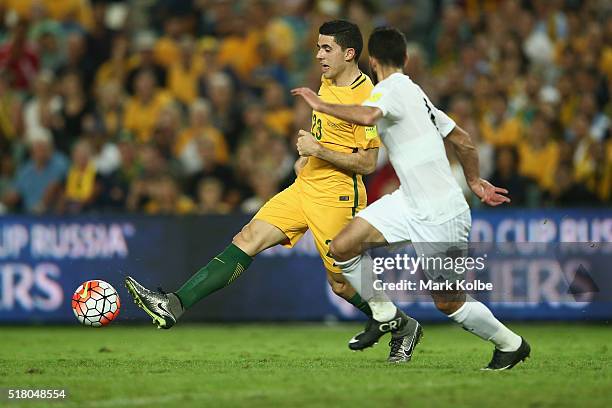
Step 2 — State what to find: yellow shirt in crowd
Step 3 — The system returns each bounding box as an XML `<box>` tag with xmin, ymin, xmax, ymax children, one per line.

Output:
<box><xmin>124</xmin><ymin>91</ymin><xmax>173</xmax><ymax>143</ymax></box>
<box><xmin>480</xmin><ymin>117</ymin><xmax>523</xmax><ymax>147</ymax></box>
<box><xmin>518</xmin><ymin>141</ymin><xmax>560</xmax><ymax>191</ymax></box>
<box><xmin>168</xmin><ymin>59</ymin><xmax>205</xmax><ymax>105</ymax></box>
<box><xmin>175</xmin><ymin>126</ymin><xmax>229</xmax><ymax>165</ymax></box>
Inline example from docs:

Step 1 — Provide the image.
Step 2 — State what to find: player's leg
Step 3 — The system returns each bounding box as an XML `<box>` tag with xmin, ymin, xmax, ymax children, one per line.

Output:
<box><xmin>171</xmin><ymin>219</ymin><xmax>288</xmax><ymax>309</ymax></box>
<box><xmin>419</xmin><ymin>211</ymin><xmax>529</xmax><ymax>370</ymax></box>
<box><xmin>126</xmin><ymin>185</ymin><xmax>307</xmax><ymax>329</ymax></box>
<box><xmin>329</xmin><ymin>217</ymin><xmax>391</xmax><ymax>319</ymax></box>
<box><xmin>431</xmin><ymin>289</ymin><xmax>530</xmax><ymax>370</ymax></box>
<box><xmin>329</xmin><ymin>193</ymin><xmax>423</xmax><ymax>361</ymax></box>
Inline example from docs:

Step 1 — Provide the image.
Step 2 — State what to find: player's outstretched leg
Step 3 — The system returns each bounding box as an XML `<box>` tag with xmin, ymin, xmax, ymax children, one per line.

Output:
<box><xmin>125</xmin><ymin>220</ymin><xmax>287</xmax><ymax>328</ymax></box>
<box><xmin>433</xmin><ymin>292</ymin><xmax>530</xmax><ymax>370</ymax></box>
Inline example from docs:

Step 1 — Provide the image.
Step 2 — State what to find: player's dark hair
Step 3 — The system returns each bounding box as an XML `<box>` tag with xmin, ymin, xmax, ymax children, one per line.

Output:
<box><xmin>319</xmin><ymin>20</ymin><xmax>363</xmax><ymax>61</ymax></box>
<box><xmin>368</xmin><ymin>26</ymin><xmax>407</xmax><ymax>68</ymax></box>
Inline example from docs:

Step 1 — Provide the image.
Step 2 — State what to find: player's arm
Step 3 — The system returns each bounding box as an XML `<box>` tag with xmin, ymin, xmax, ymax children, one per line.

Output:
<box><xmin>296</xmin><ymin>130</ymin><xmax>378</xmax><ymax>175</ymax></box>
<box><xmin>291</xmin><ymin>87</ymin><xmax>382</xmax><ymax>126</ymax></box>
<box><xmin>445</xmin><ymin>126</ymin><xmax>510</xmax><ymax>206</ymax></box>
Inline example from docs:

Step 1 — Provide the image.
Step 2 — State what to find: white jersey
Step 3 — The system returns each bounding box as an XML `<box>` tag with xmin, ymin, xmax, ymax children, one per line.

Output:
<box><xmin>363</xmin><ymin>73</ymin><xmax>469</xmax><ymax>224</ymax></box>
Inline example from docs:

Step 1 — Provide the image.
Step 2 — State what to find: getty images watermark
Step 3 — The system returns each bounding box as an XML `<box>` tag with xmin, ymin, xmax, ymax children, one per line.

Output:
<box><xmin>363</xmin><ymin>242</ymin><xmax>611</xmax><ymax>304</ymax></box>
<box><xmin>371</xmin><ymin>252</ymin><xmax>493</xmax><ymax>292</ymax></box>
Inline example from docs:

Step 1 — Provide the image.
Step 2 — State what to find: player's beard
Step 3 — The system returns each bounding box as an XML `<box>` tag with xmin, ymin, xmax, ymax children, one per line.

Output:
<box><xmin>369</xmin><ymin>62</ymin><xmax>379</xmax><ymax>85</ymax></box>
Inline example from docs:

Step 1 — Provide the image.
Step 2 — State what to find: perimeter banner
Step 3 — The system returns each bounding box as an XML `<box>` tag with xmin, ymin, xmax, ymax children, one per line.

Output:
<box><xmin>0</xmin><ymin>210</ymin><xmax>610</xmax><ymax>323</ymax></box>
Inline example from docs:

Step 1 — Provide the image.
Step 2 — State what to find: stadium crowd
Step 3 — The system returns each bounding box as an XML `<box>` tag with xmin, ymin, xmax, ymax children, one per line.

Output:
<box><xmin>0</xmin><ymin>0</ymin><xmax>610</xmax><ymax>215</ymax></box>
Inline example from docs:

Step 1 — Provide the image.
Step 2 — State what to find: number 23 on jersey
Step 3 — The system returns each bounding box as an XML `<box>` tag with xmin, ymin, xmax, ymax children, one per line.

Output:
<box><xmin>311</xmin><ymin>113</ymin><xmax>323</xmax><ymax>140</ymax></box>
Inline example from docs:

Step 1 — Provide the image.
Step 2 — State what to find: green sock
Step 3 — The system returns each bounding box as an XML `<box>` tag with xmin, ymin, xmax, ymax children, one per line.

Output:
<box><xmin>348</xmin><ymin>293</ymin><xmax>373</xmax><ymax>318</ymax></box>
<box><xmin>175</xmin><ymin>244</ymin><xmax>253</xmax><ymax>309</ymax></box>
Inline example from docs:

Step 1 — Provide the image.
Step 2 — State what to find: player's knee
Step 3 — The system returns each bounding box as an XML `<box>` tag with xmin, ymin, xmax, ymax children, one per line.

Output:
<box><xmin>327</xmin><ymin>276</ymin><xmax>353</xmax><ymax>299</ymax></box>
<box><xmin>329</xmin><ymin>238</ymin><xmax>355</xmax><ymax>262</ymax></box>
<box><xmin>233</xmin><ymin>223</ymin><xmax>260</xmax><ymax>253</ymax></box>
<box><xmin>332</xmin><ymin>282</ymin><xmax>347</xmax><ymax>296</ymax></box>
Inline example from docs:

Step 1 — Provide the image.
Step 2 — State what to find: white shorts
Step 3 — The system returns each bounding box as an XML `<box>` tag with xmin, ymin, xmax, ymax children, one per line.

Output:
<box><xmin>357</xmin><ymin>189</ymin><xmax>472</xmax><ymax>282</ymax></box>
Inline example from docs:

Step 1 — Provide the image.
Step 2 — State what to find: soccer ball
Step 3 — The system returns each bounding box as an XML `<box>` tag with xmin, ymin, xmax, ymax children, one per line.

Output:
<box><xmin>72</xmin><ymin>280</ymin><xmax>121</xmax><ymax>327</ymax></box>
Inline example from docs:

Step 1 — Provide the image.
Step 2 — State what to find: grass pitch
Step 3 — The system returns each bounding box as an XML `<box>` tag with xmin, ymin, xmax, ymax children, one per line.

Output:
<box><xmin>1</xmin><ymin>323</ymin><xmax>610</xmax><ymax>407</ymax></box>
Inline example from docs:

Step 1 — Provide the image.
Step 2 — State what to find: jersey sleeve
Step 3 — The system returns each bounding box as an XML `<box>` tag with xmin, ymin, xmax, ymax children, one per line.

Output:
<box><xmin>362</xmin><ymin>83</ymin><xmax>402</xmax><ymax>120</ymax></box>
<box><xmin>353</xmin><ymin>123</ymin><xmax>380</xmax><ymax>149</ymax></box>
<box><xmin>433</xmin><ymin>106</ymin><xmax>456</xmax><ymax>138</ymax></box>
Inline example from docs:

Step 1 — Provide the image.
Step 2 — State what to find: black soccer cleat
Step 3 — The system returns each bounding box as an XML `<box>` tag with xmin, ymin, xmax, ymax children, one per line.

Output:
<box><xmin>388</xmin><ymin>321</ymin><xmax>423</xmax><ymax>363</ymax></box>
<box><xmin>482</xmin><ymin>337</ymin><xmax>531</xmax><ymax>371</ymax></box>
<box><xmin>125</xmin><ymin>276</ymin><xmax>177</xmax><ymax>329</ymax></box>
<box><xmin>348</xmin><ymin>308</ymin><xmax>420</xmax><ymax>351</ymax></box>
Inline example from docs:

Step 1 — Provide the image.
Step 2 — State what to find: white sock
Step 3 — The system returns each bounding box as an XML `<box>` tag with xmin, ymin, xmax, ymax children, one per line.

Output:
<box><xmin>448</xmin><ymin>296</ymin><xmax>522</xmax><ymax>351</ymax></box>
<box><xmin>336</xmin><ymin>254</ymin><xmax>397</xmax><ymax>322</ymax></box>
<box><xmin>368</xmin><ymin>300</ymin><xmax>397</xmax><ymax>322</ymax></box>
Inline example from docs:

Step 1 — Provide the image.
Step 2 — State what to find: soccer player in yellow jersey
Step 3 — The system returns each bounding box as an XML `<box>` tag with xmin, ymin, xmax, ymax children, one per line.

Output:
<box><xmin>125</xmin><ymin>21</ymin><xmax>420</xmax><ymax>360</ymax></box>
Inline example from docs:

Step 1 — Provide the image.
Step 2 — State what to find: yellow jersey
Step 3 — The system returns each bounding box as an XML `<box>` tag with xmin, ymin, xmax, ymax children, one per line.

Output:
<box><xmin>297</xmin><ymin>72</ymin><xmax>380</xmax><ymax>208</ymax></box>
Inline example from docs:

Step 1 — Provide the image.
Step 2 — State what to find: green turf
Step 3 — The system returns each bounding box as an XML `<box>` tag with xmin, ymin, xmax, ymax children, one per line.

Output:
<box><xmin>0</xmin><ymin>323</ymin><xmax>610</xmax><ymax>407</ymax></box>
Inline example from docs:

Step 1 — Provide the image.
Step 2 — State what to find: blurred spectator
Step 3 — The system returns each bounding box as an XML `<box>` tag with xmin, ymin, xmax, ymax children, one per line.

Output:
<box><xmin>42</xmin><ymin>0</ymin><xmax>94</xmax><ymax>30</ymax></box>
<box><xmin>479</xmin><ymin>92</ymin><xmax>523</xmax><ymax>147</ymax></box>
<box><xmin>126</xmin><ymin>144</ymin><xmax>169</xmax><ymax>212</ymax></box>
<box><xmin>250</xmin><ymin>41</ymin><xmax>290</xmax><ymax>92</ymax></box>
<box><xmin>448</xmin><ymin>94</ymin><xmax>494</xmax><ymax>179</ymax></box>
<box><xmin>175</xmin><ymin>99</ymin><xmax>229</xmax><ymax>174</ymax></box>
<box><xmin>263</xmin><ymin>81</ymin><xmax>293</xmax><ymax>138</ymax></box>
<box><xmin>0</xmin><ymin>70</ymin><xmax>23</xmax><ymax>144</ymax></box>
<box><xmin>94</xmin><ymin>79</ymin><xmax>125</xmax><ymax>140</ymax></box>
<box><xmin>168</xmin><ymin>35</ymin><xmax>205</xmax><ymax>106</ymax></box>
<box><xmin>144</xmin><ymin>175</ymin><xmax>195</xmax><ymax>215</ymax></box>
<box><xmin>85</xmin><ymin>1</ymin><xmax>115</xmax><ymax>72</ymax></box>
<box><xmin>207</xmin><ymin>72</ymin><xmax>243</xmax><ymax>151</ymax></box>
<box><xmin>56</xmin><ymin>138</ymin><xmax>102</xmax><ymax>213</ymax></box>
<box><xmin>0</xmin><ymin>16</ymin><xmax>39</xmax><ymax>91</ymax></box>
<box><xmin>126</xmin><ymin>32</ymin><xmax>167</xmax><ymax>94</ymax></box>
<box><xmin>187</xmin><ymin>137</ymin><xmax>237</xmax><ymax>202</ymax></box>
<box><xmin>152</xmin><ymin>102</ymin><xmax>183</xmax><ymax>161</ymax></box>
<box><xmin>547</xmin><ymin>162</ymin><xmax>599</xmax><ymax>207</ymax></box>
<box><xmin>98</xmin><ymin>132</ymin><xmax>138</xmax><ymax>211</ymax></box>
<box><xmin>2</xmin><ymin>128</ymin><xmax>68</xmax><ymax>213</ymax></box>
<box><xmin>0</xmin><ymin>153</ymin><xmax>16</xmax><ymax>213</ymax></box>
<box><xmin>490</xmin><ymin>146</ymin><xmax>537</xmax><ymax>207</ymax></box>
<box><xmin>241</xmin><ymin>166</ymin><xmax>278</xmax><ymax>214</ymax></box>
<box><xmin>154</xmin><ymin>15</ymin><xmax>183</xmax><ymax>68</ymax></box>
<box><xmin>123</xmin><ymin>70</ymin><xmax>173</xmax><ymax>143</ymax></box>
<box><xmin>196</xmin><ymin>177</ymin><xmax>231</xmax><ymax>215</ymax></box>
<box><xmin>55</xmin><ymin>32</ymin><xmax>96</xmax><ymax>88</ymax></box>
<box><xmin>574</xmin><ymin>136</ymin><xmax>612</xmax><ymax>203</ymax></box>
<box><xmin>31</xmin><ymin>21</ymin><xmax>66</xmax><ymax>72</ymax></box>
<box><xmin>56</xmin><ymin>71</ymin><xmax>93</xmax><ymax>155</ymax></box>
<box><xmin>216</xmin><ymin>14</ymin><xmax>262</xmax><ymax>82</ymax></box>
<box><xmin>95</xmin><ymin>34</ymin><xmax>130</xmax><ymax>90</ymax></box>
<box><xmin>82</xmin><ymin>114</ymin><xmax>120</xmax><ymax>176</ymax></box>
<box><xmin>518</xmin><ymin>113</ymin><xmax>560</xmax><ymax>192</ymax></box>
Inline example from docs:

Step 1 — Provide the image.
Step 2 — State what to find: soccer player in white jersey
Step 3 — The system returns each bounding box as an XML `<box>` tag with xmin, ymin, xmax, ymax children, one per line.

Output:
<box><xmin>292</xmin><ymin>26</ymin><xmax>530</xmax><ymax>370</ymax></box>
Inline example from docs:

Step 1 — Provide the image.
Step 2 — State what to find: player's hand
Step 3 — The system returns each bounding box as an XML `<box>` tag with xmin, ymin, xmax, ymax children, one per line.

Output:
<box><xmin>291</xmin><ymin>87</ymin><xmax>323</xmax><ymax>111</ymax></box>
<box><xmin>296</xmin><ymin>130</ymin><xmax>321</xmax><ymax>157</ymax></box>
<box><xmin>469</xmin><ymin>178</ymin><xmax>511</xmax><ymax>206</ymax></box>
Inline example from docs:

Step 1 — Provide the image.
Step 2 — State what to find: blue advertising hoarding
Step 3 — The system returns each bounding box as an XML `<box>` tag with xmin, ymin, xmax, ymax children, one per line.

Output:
<box><xmin>0</xmin><ymin>210</ymin><xmax>611</xmax><ymax>323</ymax></box>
